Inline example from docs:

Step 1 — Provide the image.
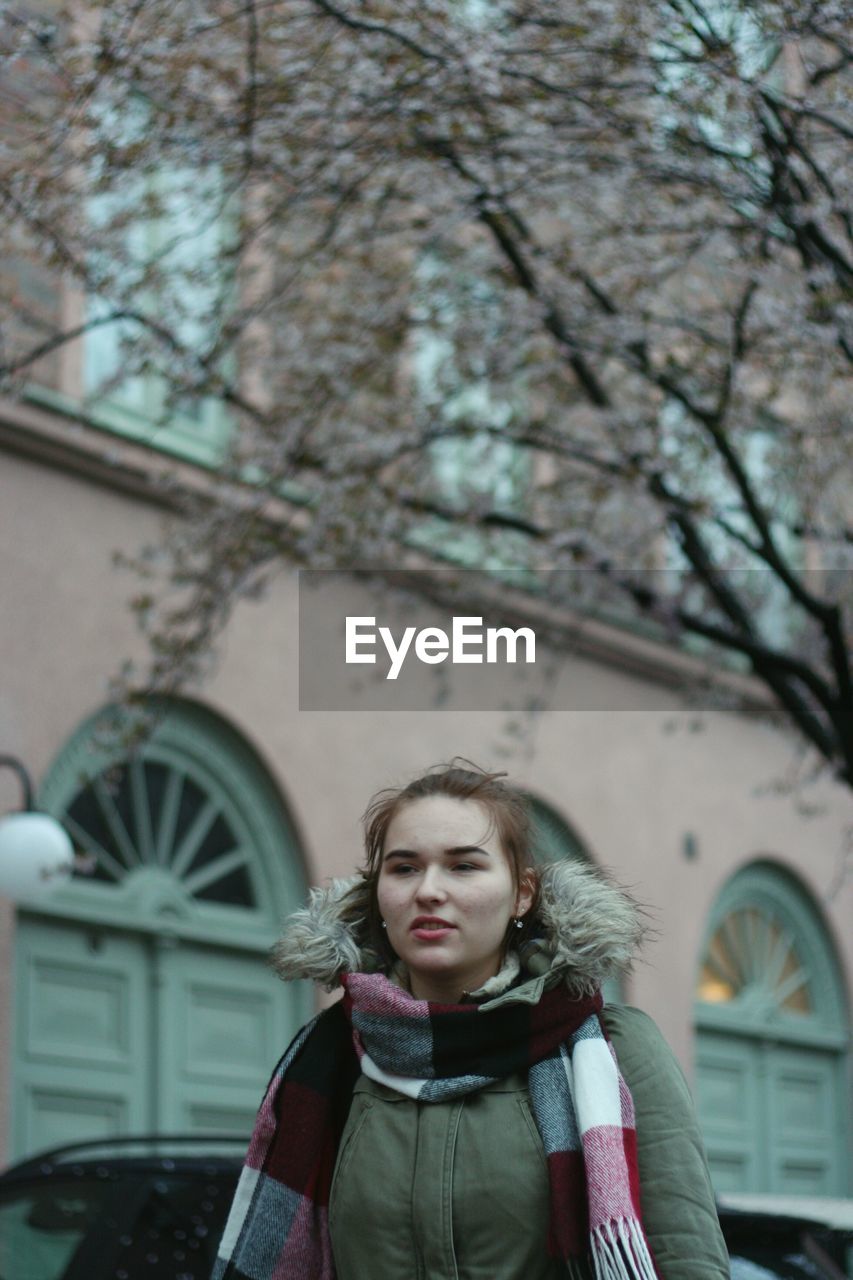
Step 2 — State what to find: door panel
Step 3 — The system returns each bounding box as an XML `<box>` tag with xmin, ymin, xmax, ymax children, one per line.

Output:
<box><xmin>695</xmin><ymin>1033</ymin><xmax>763</xmax><ymax>1191</ymax></box>
<box><xmin>155</xmin><ymin>943</ymin><xmax>292</xmax><ymax>1136</ymax></box>
<box><xmin>767</xmin><ymin>1046</ymin><xmax>841</xmax><ymax>1194</ymax></box>
<box><xmin>14</xmin><ymin>920</ymin><xmax>150</xmax><ymax>1158</ymax></box>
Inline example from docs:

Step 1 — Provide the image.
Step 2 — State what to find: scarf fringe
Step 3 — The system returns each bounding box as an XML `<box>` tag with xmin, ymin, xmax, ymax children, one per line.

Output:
<box><xmin>566</xmin><ymin>1257</ymin><xmax>592</xmax><ymax>1280</ymax></box>
<box><xmin>591</xmin><ymin>1219</ymin><xmax>658</xmax><ymax>1280</ymax></box>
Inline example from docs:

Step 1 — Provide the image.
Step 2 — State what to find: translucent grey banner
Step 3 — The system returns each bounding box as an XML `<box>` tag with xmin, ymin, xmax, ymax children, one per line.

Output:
<box><xmin>297</xmin><ymin>567</ymin><xmax>850</xmax><ymax>712</ymax></box>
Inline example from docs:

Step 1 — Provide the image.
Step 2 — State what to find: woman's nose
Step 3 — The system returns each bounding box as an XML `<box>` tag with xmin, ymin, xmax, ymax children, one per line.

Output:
<box><xmin>415</xmin><ymin>865</ymin><xmax>447</xmax><ymax>901</ymax></box>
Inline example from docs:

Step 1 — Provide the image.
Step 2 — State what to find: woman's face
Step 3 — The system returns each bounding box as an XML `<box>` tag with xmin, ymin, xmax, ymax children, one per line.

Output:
<box><xmin>376</xmin><ymin>794</ymin><xmax>533</xmax><ymax>1003</ymax></box>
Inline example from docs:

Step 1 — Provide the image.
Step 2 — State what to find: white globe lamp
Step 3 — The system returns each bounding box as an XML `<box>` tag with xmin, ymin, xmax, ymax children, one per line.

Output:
<box><xmin>0</xmin><ymin>811</ymin><xmax>75</xmax><ymax>901</ymax></box>
<box><xmin>0</xmin><ymin>755</ymin><xmax>76</xmax><ymax>903</ymax></box>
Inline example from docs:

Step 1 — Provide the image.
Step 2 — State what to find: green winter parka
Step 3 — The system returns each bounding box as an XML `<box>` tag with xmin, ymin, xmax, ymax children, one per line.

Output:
<box><xmin>328</xmin><ymin>1002</ymin><xmax>728</xmax><ymax>1280</ymax></box>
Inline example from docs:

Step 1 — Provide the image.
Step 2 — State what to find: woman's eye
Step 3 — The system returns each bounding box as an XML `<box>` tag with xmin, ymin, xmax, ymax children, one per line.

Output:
<box><xmin>453</xmin><ymin>862</ymin><xmax>478</xmax><ymax>872</ymax></box>
<box><xmin>390</xmin><ymin>864</ymin><xmax>417</xmax><ymax>875</ymax></box>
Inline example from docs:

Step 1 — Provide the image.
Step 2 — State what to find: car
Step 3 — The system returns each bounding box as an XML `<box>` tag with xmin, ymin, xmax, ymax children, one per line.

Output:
<box><xmin>0</xmin><ymin>1135</ymin><xmax>245</xmax><ymax>1280</ymax></box>
<box><xmin>0</xmin><ymin>1136</ymin><xmax>851</xmax><ymax>1280</ymax></box>
<box><xmin>717</xmin><ymin>1194</ymin><xmax>853</xmax><ymax>1280</ymax></box>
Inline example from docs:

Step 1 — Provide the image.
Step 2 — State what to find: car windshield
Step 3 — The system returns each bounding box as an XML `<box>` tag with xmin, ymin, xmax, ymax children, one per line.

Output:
<box><xmin>0</xmin><ymin>1167</ymin><xmax>234</xmax><ymax>1280</ymax></box>
<box><xmin>730</xmin><ymin>1251</ymin><xmax>841</xmax><ymax>1280</ymax></box>
<box><xmin>0</xmin><ymin>1176</ymin><xmax>115</xmax><ymax>1280</ymax></box>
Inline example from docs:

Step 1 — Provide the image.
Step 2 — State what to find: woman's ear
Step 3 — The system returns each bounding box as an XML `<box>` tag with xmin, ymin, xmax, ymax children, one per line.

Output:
<box><xmin>515</xmin><ymin>866</ymin><xmax>537</xmax><ymax>919</ymax></box>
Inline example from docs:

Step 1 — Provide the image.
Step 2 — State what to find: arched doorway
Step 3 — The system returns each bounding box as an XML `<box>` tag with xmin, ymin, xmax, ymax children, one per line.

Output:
<box><xmin>12</xmin><ymin>700</ymin><xmax>311</xmax><ymax>1159</ymax></box>
<box><xmin>527</xmin><ymin>797</ymin><xmax>589</xmax><ymax>867</ymax></box>
<box><xmin>694</xmin><ymin>861</ymin><xmax>850</xmax><ymax>1195</ymax></box>
<box><xmin>527</xmin><ymin>796</ymin><xmax>623</xmax><ymax>1004</ymax></box>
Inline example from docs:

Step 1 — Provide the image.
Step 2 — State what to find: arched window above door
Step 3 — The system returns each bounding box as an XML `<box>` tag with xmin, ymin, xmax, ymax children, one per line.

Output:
<box><xmin>37</xmin><ymin>699</ymin><xmax>306</xmax><ymax>946</ymax></box>
<box><xmin>695</xmin><ymin>861</ymin><xmax>847</xmax><ymax>1041</ymax></box>
<box><xmin>698</xmin><ymin>905</ymin><xmax>812</xmax><ymax>1017</ymax></box>
<box><xmin>64</xmin><ymin>757</ymin><xmax>255</xmax><ymax>908</ymax></box>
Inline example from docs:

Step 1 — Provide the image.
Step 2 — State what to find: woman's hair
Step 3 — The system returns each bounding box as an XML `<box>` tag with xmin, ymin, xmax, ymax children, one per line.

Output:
<box><xmin>361</xmin><ymin>758</ymin><xmax>542</xmax><ymax>963</ymax></box>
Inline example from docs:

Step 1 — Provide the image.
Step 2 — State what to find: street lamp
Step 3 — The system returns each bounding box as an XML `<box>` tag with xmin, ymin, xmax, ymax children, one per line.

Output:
<box><xmin>0</xmin><ymin>755</ymin><xmax>75</xmax><ymax>901</ymax></box>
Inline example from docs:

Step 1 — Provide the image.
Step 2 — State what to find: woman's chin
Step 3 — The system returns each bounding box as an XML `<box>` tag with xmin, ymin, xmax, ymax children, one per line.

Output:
<box><xmin>404</xmin><ymin>948</ymin><xmax>459</xmax><ymax>975</ymax></box>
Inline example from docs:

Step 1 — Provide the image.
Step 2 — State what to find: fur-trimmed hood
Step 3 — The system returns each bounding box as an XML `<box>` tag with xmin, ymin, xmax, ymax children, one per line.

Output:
<box><xmin>272</xmin><ymin>859</ymin><xmax>646</xmax><ymax>998</ymax></box>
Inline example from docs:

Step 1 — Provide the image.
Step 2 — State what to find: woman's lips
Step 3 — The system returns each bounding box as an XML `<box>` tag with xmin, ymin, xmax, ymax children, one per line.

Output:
<box><xmin>410</xmin><ymin>917</ymin><xmax>455</xmax><ymax>941</ymax></box>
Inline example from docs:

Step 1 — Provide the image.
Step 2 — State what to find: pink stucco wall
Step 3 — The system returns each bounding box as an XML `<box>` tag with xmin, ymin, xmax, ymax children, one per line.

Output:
<box><xmin>1</xmin><ymin>442</ymin><xmax>851</xmax><ymax>1167</ymax></box>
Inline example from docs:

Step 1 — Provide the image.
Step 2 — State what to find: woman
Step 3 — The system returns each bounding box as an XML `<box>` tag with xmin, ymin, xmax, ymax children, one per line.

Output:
<box><xmin>213</xmin><ymin>763</ymin><xmax>728</xmax><ymax>1280</ymax></box>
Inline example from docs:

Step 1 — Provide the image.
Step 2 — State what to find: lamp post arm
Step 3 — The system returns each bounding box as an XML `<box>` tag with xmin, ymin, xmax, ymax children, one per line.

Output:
<box><xmin>0</xmin><ymin>755</ymin><xmax>34</xmax><ymax>812</ymax></box>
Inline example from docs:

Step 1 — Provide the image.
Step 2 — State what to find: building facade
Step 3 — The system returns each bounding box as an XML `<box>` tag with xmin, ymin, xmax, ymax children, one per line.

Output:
<box><xmin>1</xmin><ymin>397</ymin><xmax>851</xmax><ymax>1197</ymax></box>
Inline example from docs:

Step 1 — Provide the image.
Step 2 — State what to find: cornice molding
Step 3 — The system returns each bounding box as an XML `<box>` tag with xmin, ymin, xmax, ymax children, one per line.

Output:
<box><xmin>0</xmin><ymin>394</ymin><xmax>216</xmax><ymax>510</ymax></box>
<box><xmin>0</xmin><ymin>395</ymin><xmax>779</xmax><ymax>718</ymax></box>
<box><xmin>370</xmin><ymin>564</ymin><xmax>778</xmax><ymax>714</ymax></box>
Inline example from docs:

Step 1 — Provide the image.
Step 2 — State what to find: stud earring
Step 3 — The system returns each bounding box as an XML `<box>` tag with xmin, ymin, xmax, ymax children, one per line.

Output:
<box><xmin>514</xmin><ymin>918</ymin><xmax>524</xmax><ymax>929</ymax></box>
<box><xmin>381</xmin><ymin>920</ymin><xmax>387</xmax><ymax>929</ymax></box>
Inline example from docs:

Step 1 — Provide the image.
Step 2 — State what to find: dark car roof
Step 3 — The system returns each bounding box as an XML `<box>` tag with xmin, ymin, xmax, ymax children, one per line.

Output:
<box><xmin>720</xmin><ymin>1204</ymin><xmax>851</xmax><ymax>1241</ymax></box>
<box><xmin>717</xmin><ymin>1194</ymin><xmax>853</xmax><ymax>1236</ymax></box>
<box><xmin>0</xmin><ymin>1135</ymin><xmax>246</xmax><ymax>1184</ymax></box>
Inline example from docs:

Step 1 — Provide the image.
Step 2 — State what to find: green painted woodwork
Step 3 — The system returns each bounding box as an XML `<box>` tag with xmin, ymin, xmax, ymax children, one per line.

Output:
<box><xmin>697</xmin><ymin>1030</ymin><xmax>844</xmax><ymax>1194</ymax></box>
<box><xmin>527</xmin><ymin>796</ymin><xmax>623</xmax><ymax>1004</ymax></box>
<box><xmin>695</xmin><ymin>1032</ymin><xmax>762</xmax><ymax>1192</ymax></box>
<box><xmin>151</xmin><ymin>941</ymin><xmax>301</xmax><ymax>1137</ymax></box>
<box><xmin>13</xmin><ymin>699</ymin><xmax>312</xmax><ymax>1161</ymax></box>
<box><xmin>694</xmin><ymin>862</ymin><xmax>850</xmax><ymax>1196</ymax></box>
<box><xmin>696</xmin><ymin>863</ymin><xmax>846</xmax><ymax>1034</ymax></box>
<box><xmin>63</xmin><ymin>758</ymin><xmax>256</xmax><ymax>909</ymax></box>
<box><xmin>14</xmin><ymin>918</ymin><xmax>150</xmax><ymax>1158</ymax></box>
<box><xmin>34</xmin><ymin>700</ymin><xmax>307</xmax><ymax>948</ymax></box>
<box><xmin>82</xmin><ymin>116</ymin><xmax>234</xmax><ymax>468</ymax></box>
<box><xmin>527</xmin><ymin>797</ymin><xmax>589</xmax><ymax>867</ymax></box>
<box><xmin>13</xmin><ymin>917</ymin><xmax>299</xmax><ymax>1160</ymax></box>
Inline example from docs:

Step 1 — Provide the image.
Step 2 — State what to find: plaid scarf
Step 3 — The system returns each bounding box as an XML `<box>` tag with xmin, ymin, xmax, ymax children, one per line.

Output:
<box><xmin>213</xmin><ymin>971</ymin><xmax>659</xmax><ymax>1280</ymax></box>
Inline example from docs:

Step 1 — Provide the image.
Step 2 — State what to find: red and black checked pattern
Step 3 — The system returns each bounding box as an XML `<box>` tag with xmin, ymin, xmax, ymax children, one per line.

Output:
<box><xmin>215</xmin><ymin>975</ymin><xmax>656</xmax><ymax>1280</ymax></box>
<box><xmin>427</xmin><ymin>986</ymin><xmax>602</xmax><ymax>1078</ymax></box>
<box><xmin>263</xmin><ymin>1002</ymin><xmax>360</xmax><ymax>1201</ymax></box>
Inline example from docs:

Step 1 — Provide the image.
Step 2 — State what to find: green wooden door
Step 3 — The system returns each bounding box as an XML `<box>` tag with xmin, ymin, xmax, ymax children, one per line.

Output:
<box><xmin>13</xmin><ymin>916</ymin><xmax>297</xmax><ymax>1158</ymax></box>
<box><xmin>12</xmin><ymin>700</ymin><xmax>311</xmax><ymax>1161</ymax></box>
<box><xmin>695</xmin><ymin>1031</ymin><xmax>844</xmax><ymax>1194</ymax></box>
<box><xmin>695</xmin><ymin>864</ymin><xmax>850</xmax><ymax>1196</ymax></box>
<box><xmin>14</xmin><ymin>918</ymin><xmax>150</xmax><ymax>1156</ymax></box>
